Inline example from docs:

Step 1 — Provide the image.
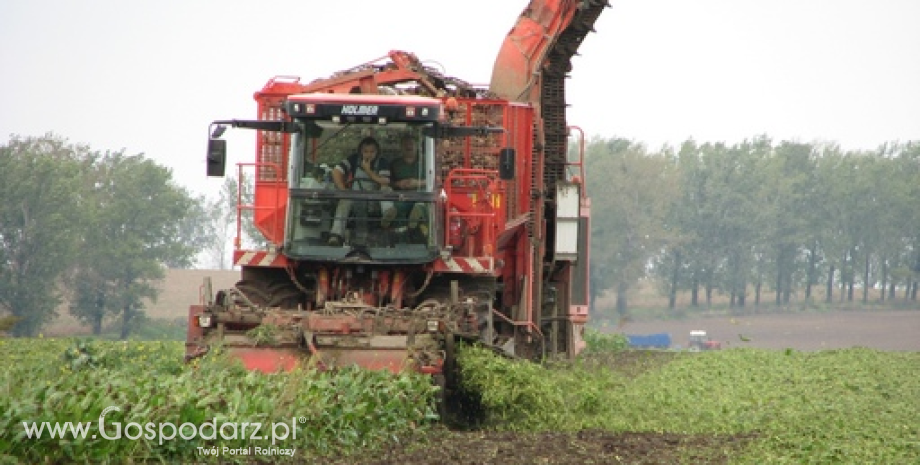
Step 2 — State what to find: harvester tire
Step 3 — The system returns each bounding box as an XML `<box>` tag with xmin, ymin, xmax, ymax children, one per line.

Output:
<box><xmin>235</xmin><ymin>280</ymin><xmax>270</xmax><ymax>306</ymax></box>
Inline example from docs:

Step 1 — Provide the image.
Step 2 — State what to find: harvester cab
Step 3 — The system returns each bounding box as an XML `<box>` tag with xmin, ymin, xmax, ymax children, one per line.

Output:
<box><xmin>206</xmin><ymin>95</ymin><xmax>509</xmax><ymax>259</ymax></box>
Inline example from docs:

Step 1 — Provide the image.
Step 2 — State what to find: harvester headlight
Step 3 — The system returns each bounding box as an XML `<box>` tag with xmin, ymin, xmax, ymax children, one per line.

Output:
<box><xmin>198</xmin><ymin>314</ymin><xmax>213</xmax><ymax>328</ymax></box>
<box><xmin>427</xmin><ymin>320</ymin><xmax>439</xmax><ymax>332</ymax></box>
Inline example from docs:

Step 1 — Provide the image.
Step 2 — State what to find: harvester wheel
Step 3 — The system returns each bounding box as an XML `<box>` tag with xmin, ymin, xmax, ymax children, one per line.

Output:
<box><xmin>266</xmin><ymin>282</ymin><xmax>303</xmax><ymax>307</ymax></box>
<box><xmin>235</xmin><ymin>280</ymin><xmax>270</xmax><ymax>306</ymax></box>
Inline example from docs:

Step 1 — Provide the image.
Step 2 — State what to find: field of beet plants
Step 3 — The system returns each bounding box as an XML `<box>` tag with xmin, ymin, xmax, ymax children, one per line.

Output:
<box><xmin>0</xmin><ymin>338</ymin><xmax>437</xmax><ymax>463</ymax></box>
<box><xmin>1</xmin><ymin>332</ymin><xmax>918</xmax><ymax>464</ymax></box>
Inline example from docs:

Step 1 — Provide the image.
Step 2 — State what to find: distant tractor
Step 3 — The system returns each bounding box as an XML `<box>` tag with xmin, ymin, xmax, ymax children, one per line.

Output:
<box><xmin>689</xmin><ymin>330</ymin><xmax>722</xmax><ymax>351</ymax></box>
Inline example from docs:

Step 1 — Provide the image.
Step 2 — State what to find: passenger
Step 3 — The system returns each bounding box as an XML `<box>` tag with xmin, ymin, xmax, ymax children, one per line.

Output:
<box><xmin>389</xmin><ymin>135</ymin><xmax>427</xmax><ymax>231</ymax></box>
<box><xmin>327</xmin><ymin>137</ymin><xmax>392</xmax><ymax>246</ymax></box>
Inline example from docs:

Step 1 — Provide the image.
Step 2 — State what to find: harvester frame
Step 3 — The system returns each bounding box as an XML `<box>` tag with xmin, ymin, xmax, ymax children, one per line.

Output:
<box><xmin>185</xmin><ymin>0</ymin><xmax>610</xmax><ymax>414</ymax></box>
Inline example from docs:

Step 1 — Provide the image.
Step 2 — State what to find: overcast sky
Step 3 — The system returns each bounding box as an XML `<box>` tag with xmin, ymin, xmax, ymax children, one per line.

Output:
<box><xmin>2</xmin><ymin>0</ymin><xmax>918</xmax><ymax>198</ymax></box>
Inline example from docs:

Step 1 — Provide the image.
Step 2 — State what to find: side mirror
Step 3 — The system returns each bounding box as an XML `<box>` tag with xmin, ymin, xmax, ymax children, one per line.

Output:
<box><xmin>499</xmin><ymin>147</ymin><xmax>515</xmax><ymax>180</ymax></box>
<box><xmin>206</xmin><ymin>138</ymin><xmax>227</xmax><ymax>177</ymax></box>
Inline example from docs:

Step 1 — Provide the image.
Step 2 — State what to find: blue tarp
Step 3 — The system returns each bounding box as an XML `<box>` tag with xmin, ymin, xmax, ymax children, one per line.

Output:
<box><xmin>626</xmin><ymin>333</ymin><xmax>672</xmax><ymax>349</ymax></box>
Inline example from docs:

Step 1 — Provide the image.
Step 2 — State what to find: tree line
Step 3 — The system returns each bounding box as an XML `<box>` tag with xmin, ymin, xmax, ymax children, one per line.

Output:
<box><xmin>585</xmin><ymin>135</ymin><xmax>920</xmax><ymax>316</ymax></box>
<box><xmin>0</xmin><ymin>133</ymin><xmax>262</xmax><ymax>338</ymax></box>
<box><xmin>3</xmin><ymin>132</ymin><xmax>917</xmax><ymax>336</ymax></box>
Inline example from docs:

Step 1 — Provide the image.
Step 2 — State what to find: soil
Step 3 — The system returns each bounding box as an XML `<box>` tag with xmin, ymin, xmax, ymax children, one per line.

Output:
<box><xmin>337</xmin><ymin>428</ymin><xmax>755</xmax><ymax>465</ymax></box>
<box><xmin>326</xmin><ymin>350</ymin><xmax>752</xmax><ymax>465</ymax></box>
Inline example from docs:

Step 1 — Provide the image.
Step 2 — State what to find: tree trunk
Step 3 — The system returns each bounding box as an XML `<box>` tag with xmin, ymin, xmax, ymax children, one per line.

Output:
<box><xmin>845</xmin><ymin>249</ymin><xmax>855</xmax><ymax>302</ymax></box>
<box><xmin>840</xmin><ymin>251</ymin><xmax>848</xmax><ymax>303</ymax></box>
<box><xmin>914</xmin><ymin>252</ymin><xmax>920</xmax><ymax>301</ymax></box>
<box><xmin>691</xmin><ymin>278</ymin><xmax>699</xmax><ymax>307</ymax></box>
<box><xmin>826</xmin><ymin>264</ymin><xmax>835</xmax><ymax>303</ymax></box>
<box><xmin>729</xmin><ymin>253</ymin><xmax>740</xmax><ymax>309</ymax></box>
<box><xmin>668</xmin><ymin>250</ymin><xmax>681</xmax><ymax>309</ymax></box>
<box><xmin>705</xmin><ymin>265</ymin><xmax>714</xmax><ymax>308</ymax></box>
<box><xmin>806</xmin><ymin>242</ymin><xmax>818</xmax><ymax>299</ymax></box>
<box><xmin>92</xmin><ymin>315</ymin><xmax>103</xmax><ymax>335</ymax></box>
<box><xmin>120</xmin><ymin>305</ymin><xmax>132</xmax><ymax>340</ymax></box>
<box><xmin>782</xmin><ymin>268</ymin><xmax>792</xmax><ymax>306</ymax></box>
<box><xmin>862</xmin><ymin>253</ymin><xmax>871</xmax><ymax>303</ymax></box>
<box><xmin>782</xmin><ymin>285</ymin><xmax>791</xmax><ymax>306</ymax></box>
<box><xmin>774</xmin><ymin>261</ymin><xmax>782</xmax><ymax>307</ymax></box>
<box><xmin>888</xmin><ymin>281</ymin><xmax>895</xmax><ymax>300</ymax></box>
<box><xmin>615</xmin><ymin>280</ymin><xmax>628</xmax><ymax>316</ymax></box>
<box><xmin>879</xmin><ymin>259</ymin><xmax>887</xmax><ymax>303</ymax></box>
<box><xmin>91</xmin><ymin>292</ymin><xmax>105</xmax><ymax>335</ymax></box>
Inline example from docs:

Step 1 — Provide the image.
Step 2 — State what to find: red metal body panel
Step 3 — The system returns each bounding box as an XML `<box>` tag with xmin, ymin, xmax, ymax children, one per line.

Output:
<box><xmin>490</xmin><ymin>0</ymin><xmax>580</xmax><ymax>102</ymax></box>
<box><xmin>223</xmin><ymin>345</ymin><xmax>433</xmax><ymax>373</ymax></box>
<box><xmin>227</xmin><ymin>348</ymin><xmax>302</xmax><ymax>373</ymax></box>
<box><xmin>250</xmin><ymin>78</ymin><xmax>303</xmax><ymax>247</ymax></box>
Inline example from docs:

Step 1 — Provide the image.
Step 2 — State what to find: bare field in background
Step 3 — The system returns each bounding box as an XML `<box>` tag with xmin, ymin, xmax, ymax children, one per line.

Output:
<box><xmin>43</xmin><ymin>271</ymin><xmax>920</xmax><ymax>351</ymax></box>
<box><xmin>605</xmin><ymin>309</ymin><xmax>920</xmax><ymax>351</ymax></box>
<box><xmin>595</xmin><ymin>279</ymin><xmax>920</xmax><ymax>351</ymax></box>
<box><xmin>45</xmin><ymin>269</ymin><xmax>239</xmax><ymax>337</ymax></box>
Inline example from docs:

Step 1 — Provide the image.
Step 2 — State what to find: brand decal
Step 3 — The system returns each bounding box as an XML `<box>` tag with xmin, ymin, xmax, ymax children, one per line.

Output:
<box><xmin>340</xmin><ymin>105</ymin><xmax>378</xmax><ymax>116</ymax></box>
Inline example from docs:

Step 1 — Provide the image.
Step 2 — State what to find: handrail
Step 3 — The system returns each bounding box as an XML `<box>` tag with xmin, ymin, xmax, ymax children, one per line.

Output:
<box><xmin>443</xmin><ymin>168</ymin><xmax>504</xmax><ymax>257</ymax></box>
<box><xmin>235</xmin><ymin>162</ymin><xmax>284</xmax><ymax>250</ymax></box>
<box><xmin>566</xmin><ymin>125</ymin><xmax>587</xmax><ymax>198</ymax></box>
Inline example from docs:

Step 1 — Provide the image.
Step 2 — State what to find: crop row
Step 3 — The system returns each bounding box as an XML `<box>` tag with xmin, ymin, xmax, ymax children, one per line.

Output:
<box><xmin>0</xmin><ymin>338</ymin><xmax>438</xmax><ymax>463</ymax></box>
<box><xmin>457</xmin><ymin>342</ymin><xmax>920</xmax><ymax>463</ymax></box>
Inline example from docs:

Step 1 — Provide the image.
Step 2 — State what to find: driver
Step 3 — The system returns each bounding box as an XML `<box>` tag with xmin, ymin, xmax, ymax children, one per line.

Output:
<box><xmin>327</xmin><ymin>137</ymin><xmax>392</xmax><ymax>246</ymax></box>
